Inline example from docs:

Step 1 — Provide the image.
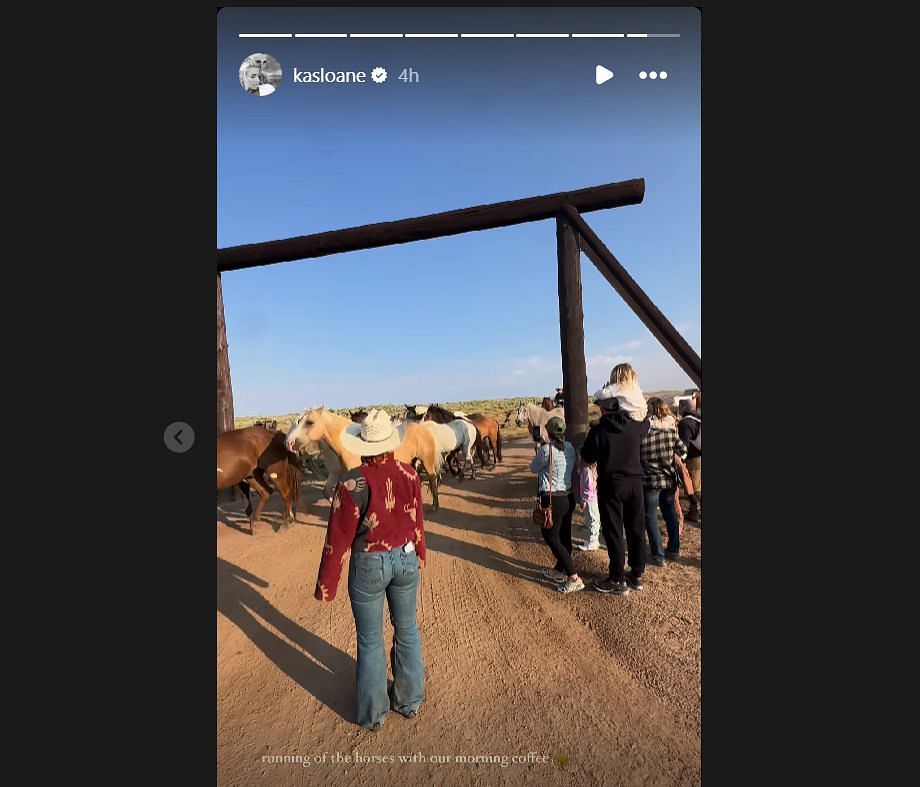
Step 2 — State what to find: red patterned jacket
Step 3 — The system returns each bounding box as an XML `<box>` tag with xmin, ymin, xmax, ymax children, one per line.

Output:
<box><xmin>314</xmin><ymin>453</ymin><xmax>426</xmax><ymax>602</ymax></box>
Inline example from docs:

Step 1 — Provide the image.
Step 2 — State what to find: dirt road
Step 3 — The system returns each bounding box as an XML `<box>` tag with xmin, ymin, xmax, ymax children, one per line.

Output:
<box><xmin>217</xmin><ymin>437</ymin><xmax>701</xmax><ymax>786</ymax></box>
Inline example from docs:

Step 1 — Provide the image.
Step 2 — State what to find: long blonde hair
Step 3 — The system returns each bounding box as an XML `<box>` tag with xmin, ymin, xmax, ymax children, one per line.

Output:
<box><xmin>610</xmin><ymin>362</ymin><xmax>637</xmax><ymax>387</ymax></box>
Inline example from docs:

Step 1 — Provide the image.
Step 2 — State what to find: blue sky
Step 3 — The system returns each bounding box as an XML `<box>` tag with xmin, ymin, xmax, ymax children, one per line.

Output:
<box><xmin>218</xmin><ymin>7</ymin><xmax>700</xmax><ymax>415</ymax></box>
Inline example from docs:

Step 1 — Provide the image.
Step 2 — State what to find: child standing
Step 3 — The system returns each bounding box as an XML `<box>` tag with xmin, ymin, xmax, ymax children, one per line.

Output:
<box><xmin>576</xmin><ymin>457</ymin><xmax>601</xmax><ymax>551</ymax></box>
<box><xmin>594</xmin><ymin>362</ymin><xmax>648</xmax><ymax>422</ymax></box>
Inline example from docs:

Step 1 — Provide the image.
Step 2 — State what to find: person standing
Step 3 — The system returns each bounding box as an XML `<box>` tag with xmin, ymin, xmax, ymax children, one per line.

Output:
<box><xmin>641</xmin><ymin>398</ymin><xmax>687</xmax><ymax>564</ymax></box>
<box><xmin>575</xmin><ymin>457</ymin><xmax>602</xmax><ymax>551</ymax></box>
<box><xmin>531</xmin><ymin>416</ymin><xmax>582</xmax><ymax>594</ymax></box>
<box><xmin>313</xmin><ymin>409</ymin><xmax>426</xmax><ymax>731</ymax></box>
<box><xmin>580</xmin><ymin>397</ymin><xmax>650</xmax><ymax>595</ymax></box>
<box><xmin>678</xmin><ymin>398</ymin><xmax>702</xmax><ymax>522</ymax></box>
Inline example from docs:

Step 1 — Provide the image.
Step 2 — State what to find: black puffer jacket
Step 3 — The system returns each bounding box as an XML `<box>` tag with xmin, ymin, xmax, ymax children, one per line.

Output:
<box><xmin>678</xmin><ymin>410</ymin><xmax>701</xmax><ymax>460</ymax></box>
<box><xmin>580</xmin><ymin>408</ymin><xmax>650</xmax><ymax>483</ymax></box>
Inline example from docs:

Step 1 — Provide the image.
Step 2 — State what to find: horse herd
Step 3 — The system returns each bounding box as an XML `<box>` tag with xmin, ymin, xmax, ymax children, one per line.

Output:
<box><xmin>216</xmin><ymin>401</ymin><xmax>562</xmax><ymax>531</ymax></box>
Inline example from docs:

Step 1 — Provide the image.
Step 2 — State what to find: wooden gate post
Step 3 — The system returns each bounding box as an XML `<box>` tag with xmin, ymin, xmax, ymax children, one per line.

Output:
<box><xmin>217</xmin><ymin>272</ymin><xmax>235</xmax><ymax>434</ymax></box>
<box><xmin>556</xmin><ymin>213</ymin><xmax>589</xmax><ymax>448</ymax></box>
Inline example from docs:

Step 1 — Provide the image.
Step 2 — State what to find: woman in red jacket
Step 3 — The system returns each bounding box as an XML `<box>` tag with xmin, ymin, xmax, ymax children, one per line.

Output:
<box><xmin>313</xmin><ymin>409</ymin><xmax>426</xmax><ymax>731</ymax></box>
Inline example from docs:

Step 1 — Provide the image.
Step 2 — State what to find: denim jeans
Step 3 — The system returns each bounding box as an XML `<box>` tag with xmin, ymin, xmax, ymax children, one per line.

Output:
<box><xmin>644</xmin><ymin>486</ymin><xmax>681</xmax><ymax>557</ymax></box>
<box><xmin>348</xmin><ymin>545</ymin><xmax>424</xmax><ymax>730</ymax></box>
<box><xmin>584</xmin><ymin>498</ymin><xmax>601</xmax><ymax>543</ymax></box>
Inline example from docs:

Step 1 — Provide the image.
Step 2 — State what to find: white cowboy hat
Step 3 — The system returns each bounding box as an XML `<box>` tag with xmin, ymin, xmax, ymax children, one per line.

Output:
<box><xmin>340</xmin><ymin>408</ymin><xmax>403</xmax><ymax>456</ymax></box>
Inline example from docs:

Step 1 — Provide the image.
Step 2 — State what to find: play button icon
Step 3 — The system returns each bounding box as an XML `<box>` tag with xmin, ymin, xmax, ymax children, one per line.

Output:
<box><xmin>596</xmin><ymin>65</ymin><xmax>614</xmax><ymax>85</ymax></box>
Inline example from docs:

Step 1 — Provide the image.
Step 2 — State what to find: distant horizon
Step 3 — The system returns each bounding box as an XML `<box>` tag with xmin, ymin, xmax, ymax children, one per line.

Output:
<box><xmin>235</xmin><ymin>386</ymin><xmax>693</xmax><ymax>418</ymax></box>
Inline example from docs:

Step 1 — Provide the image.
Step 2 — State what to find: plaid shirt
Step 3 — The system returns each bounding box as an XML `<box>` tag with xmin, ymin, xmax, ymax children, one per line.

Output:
<box><xmin>640</xmin><ymin>427</ymin><xmax>688</xmax><ymax>489</ymax></box>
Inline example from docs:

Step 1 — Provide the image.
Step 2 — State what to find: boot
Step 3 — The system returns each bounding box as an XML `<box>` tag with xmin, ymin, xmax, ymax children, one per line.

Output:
<box><xmin>687</xmin><ymin>492</ymin><xmax>702</xmax><ymax>522</ymax></box>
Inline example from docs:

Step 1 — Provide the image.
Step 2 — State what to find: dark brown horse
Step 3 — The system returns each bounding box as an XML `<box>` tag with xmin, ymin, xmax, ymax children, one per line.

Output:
<box><xmin>403</xmin><ymin>405</ymin><xmax>424</xmax><ymax>422</ymax></box>
<box><xmin>349</xmin><ymin>410</ymin><xmax>368</xmax><ymax>424</ymax></box>
<box><xmin>217</xmin><ymin>427</ymin><xmax>302</xmax><ymax>533</ymax></box>
<box><xmin>541</xmin><ymin>396</ymin><xmax>556</xmax><ymax>412</ymax></box>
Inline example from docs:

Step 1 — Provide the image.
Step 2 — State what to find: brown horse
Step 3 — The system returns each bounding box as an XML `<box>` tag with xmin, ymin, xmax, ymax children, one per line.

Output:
<box><xmin>350</xmin><ymin>410</ymin><xmax>368</xmax><ymax>423</ymax></box>
<box><xmin>286</xmin><ymin>407</ymin><xmax>442</xmax><ymax>511</ymax></box>
<box><xmin>467</xmin><ymin>414</ymin><xmax>503</xmax><ymax>466</ymax></box>
<box><xmin>246</xmin><ymin>455</ymin><xmax>302</xmax><ymax>530</ymax></box>
<box><xmin>217</xmin><ymin>427</ymin><xmax>302</xmax><ymax>532</ymax></box>
<box><xmin>541</xmin><ymin>397</ymin><xmax>555</xmax><ymax>412</ymax></box>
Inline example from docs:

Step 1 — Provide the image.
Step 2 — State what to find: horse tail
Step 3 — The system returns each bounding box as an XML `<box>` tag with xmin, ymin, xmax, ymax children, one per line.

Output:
<box><xmin>431</xmin><ymin>433</ymin><xmax>443</xmax><ymax>476</ymax></box>
<box><xmin>470</xmin><ymin>427</ymin><xmax>482</xmax><ymax>467</ymax></box>
<box><xmin>496</xmin><ymin>422</ymin><xmax>503</xmax><ymax>462</ymax></box>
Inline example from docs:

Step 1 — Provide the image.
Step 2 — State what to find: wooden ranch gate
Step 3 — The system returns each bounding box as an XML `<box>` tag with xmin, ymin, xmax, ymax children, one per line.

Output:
<box><xmin>216</xmin><ymin>179</ymin><xmax>701</xmax><ymax>447</ymax></box>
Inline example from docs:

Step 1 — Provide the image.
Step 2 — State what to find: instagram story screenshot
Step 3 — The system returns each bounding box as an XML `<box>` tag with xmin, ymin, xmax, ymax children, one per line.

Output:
<box><xmin>216</xmin><ymin>6</ymin><xmax>700</xmax><ymax>785</ymax></box>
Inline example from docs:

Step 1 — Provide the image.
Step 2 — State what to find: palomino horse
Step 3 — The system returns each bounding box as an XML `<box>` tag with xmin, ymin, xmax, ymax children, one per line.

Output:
<box><xmin>421</xmin><ymin>419</ymin><xmax>479</xmax><ymax>481</ymax></box>
<box><xmin>516</xmin><ymin>401</ymin><xmax>564</xmax><ymax>450</ymax></box>
<box><xmin>217</xmin><ymin>427</ymin><xmax>302</xmax><ymax>533</ymax></box>
<box><xmin>286</xmin><ymin>406</ymin><xmax>442</xmax><ymax>511</ymax></box>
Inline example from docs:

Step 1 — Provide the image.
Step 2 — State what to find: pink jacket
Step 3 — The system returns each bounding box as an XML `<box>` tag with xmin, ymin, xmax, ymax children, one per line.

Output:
<box><xmin>576</xmin><ymin>463</ymin><xmax>598</xmax><ymax>505</ymax></box>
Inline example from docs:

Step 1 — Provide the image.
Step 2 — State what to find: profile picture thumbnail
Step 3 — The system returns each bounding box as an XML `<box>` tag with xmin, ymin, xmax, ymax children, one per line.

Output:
<box><xmin>239</xmin><ymin>53</ymin><xmax>282</xmax><ymax>97</ymax></box>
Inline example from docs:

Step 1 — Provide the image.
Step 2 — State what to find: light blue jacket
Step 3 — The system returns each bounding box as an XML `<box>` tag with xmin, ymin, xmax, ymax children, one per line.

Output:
<box><xmin>530</xmin><ymin>440</ymin><xmax>577</xmax><ymax>493</ymax></box>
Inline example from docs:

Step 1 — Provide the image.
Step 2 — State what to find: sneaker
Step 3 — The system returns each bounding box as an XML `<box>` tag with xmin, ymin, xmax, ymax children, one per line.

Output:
<box><xmin>664</xmin><ymin>551</ymin><xmax>680</xmax><ymax>562</ymax></box>
<box><xmin>557</xmin><ymin>577</ymin><xmax>586</xmax><ymax>594</ymax></box>
<box><xmin>626</xmin><ymin>575</ymin><xmax>644</xmax><ymax>591</ymax></box>
<box><xmin>542</xmin><ymin>567</ymin><xmax>566</xmax><ymax>581</ymax></box>
<box><xmin>577</xmin><ymin>541</ymin><xmax>601</xmax><ymax>551</ymax></box>
<box><xmin>594</xmin><ymin>578</ymin><xmax>629</xmax><ymax>595</ymax></box>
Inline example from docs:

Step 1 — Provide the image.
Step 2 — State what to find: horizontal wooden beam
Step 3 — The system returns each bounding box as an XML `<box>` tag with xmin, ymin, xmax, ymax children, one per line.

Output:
<box><xmin>217</xmin><ymin>179</ymin><xmax>645</xmax><ymax>272</ymax></box>
<box><xmin>562</xmin><ymin>204</ymin><xmax>701</xmax><ymax>388</ymax></box>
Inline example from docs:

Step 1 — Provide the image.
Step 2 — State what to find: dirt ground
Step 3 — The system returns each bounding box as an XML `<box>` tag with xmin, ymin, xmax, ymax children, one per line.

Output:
<box><xmin>217</xmin><ymin>437</ymin><xmax>701</xmax><ymax>786</ymax></box>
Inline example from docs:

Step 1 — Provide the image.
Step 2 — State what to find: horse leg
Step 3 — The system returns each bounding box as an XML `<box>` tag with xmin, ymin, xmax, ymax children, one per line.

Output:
<box><xmin>428</xmin><ymin>463</ymin><xmax>439</xmax><ymax>511</ymax></box>
<box><xmin>272</xmin><ymin>472</ymin><xmax>292</xmax><ymax>525</ymax></box>
<box><xmin>249</xmin><ymin>470</ymin><xmax>273</xmax><ymax>532</ymax></box>
<box><xmin>497</xmin><ymin>427</ymin><xmax>503</xmax><ymax>463</ymax></box>
<box><xmin>238</xmin><ymin>480</ymin><xmax>252</xmax><ymax>518</ymax></box>
<box><xmin>424</xmin><ymin>448</ymin><xmax>441</xmax><ymax>512</ymax></box>
<box><xmin>249</xmin><ymin>486</ymin><xmax>270</xmax><ymax>533</ymax></box>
